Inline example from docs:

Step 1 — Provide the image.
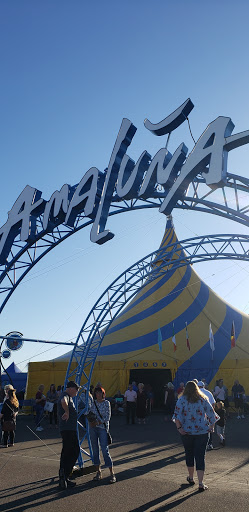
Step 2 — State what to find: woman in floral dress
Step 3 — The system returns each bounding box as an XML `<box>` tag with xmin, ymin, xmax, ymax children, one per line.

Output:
<box><xmin>172</xmin><ymin>380</ymin><xmax>219</xmax><ymax>492</ymax></box>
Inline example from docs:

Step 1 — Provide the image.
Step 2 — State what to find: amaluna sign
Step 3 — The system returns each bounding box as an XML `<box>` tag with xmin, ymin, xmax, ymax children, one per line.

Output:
<box><xmin>0</xmin><ymin>98</ymin><xmax>249</xmax><ymax>265</ymax></box>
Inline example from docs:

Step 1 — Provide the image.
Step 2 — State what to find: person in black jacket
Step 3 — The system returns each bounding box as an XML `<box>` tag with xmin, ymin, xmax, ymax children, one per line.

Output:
<box><xmin>0</xmin><ymin>386</ymin><xmax>19</xmax><ymax>447</ymax></box>
<box><xmin>58</xmin><ymin>381</ymin><xmax>81</xmax><ymax>489</ymax></box>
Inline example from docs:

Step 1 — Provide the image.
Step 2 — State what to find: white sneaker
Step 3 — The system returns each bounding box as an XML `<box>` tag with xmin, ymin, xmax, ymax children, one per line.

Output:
<box><xmin>241</xmin><ymin>415</ymin><xmax>245</xmax><ymax>419</ymax></box>
<box><xmin>237</xmin><ymin>415</ymin><xmax>241</xmax><ymax>419</ymax></box>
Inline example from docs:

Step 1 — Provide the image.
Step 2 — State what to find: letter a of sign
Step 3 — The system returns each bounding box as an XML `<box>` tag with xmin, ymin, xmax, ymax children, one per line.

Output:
<box><xmin>159</xmin><ymin>117</ymin><xmax>235</xmax><ymax>215</ymax></box>
<box><xmin>0</xmin><ymin>186</ymin><xmax>45</xmax><ymax>264</ymax></box>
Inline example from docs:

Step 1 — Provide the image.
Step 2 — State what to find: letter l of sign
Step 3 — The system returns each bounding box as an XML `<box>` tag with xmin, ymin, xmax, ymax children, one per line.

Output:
<box><xmin>91</xmin><ymin>119</ymin><xmax>136</xmax><ymax>244</ymax></box>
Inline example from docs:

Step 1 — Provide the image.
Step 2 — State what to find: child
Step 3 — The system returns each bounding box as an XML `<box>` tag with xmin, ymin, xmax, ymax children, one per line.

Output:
<box><xmin>214</xmin><ymin>401</ymin><xmax>226</xmax><ymax>446</ymax></box>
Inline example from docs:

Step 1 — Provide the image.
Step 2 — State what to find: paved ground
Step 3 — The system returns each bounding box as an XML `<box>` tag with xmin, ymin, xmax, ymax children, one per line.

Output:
<box><xmin>0</xmin><ymin>411</ymin><xmax>248</xmax><ymax>512</ymax></box>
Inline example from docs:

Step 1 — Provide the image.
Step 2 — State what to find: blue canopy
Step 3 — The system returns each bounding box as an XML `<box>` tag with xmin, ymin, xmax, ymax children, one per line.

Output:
<box><xmin>1</xmin><ymin>362</ymin><xmax>27</xmax><ymax>391</ymax></box>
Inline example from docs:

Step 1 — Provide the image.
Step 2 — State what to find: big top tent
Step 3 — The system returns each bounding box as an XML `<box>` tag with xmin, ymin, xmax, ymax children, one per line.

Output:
<box><xmin>26</xmin><ymin>218</ymin><xmax>249</xmax><ymax>401</ymax></box>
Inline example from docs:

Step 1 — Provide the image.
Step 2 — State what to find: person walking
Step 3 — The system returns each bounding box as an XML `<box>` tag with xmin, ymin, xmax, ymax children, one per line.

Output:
<box><xmin>0</xmin><ymin>386</ymin><xmax>19</xmax><ymax>447</ymax></box>
<box><xmin>173</xmin><ymin>380</ymin><xmax>219</xmax><ymax>491</ymax></box>
<box><xmin>124</xmin><ymin>383</ymin><xmax>137</xmax><ymax>425</ymax></box>
<box><xmin>198</xmin><ymin>381</ymin><xmax>216</xmax><ymax>450</ymax></box>
<box><xmin>34</xmin><ymin>384</ymin><xmax>46</xmax><ymax>431</ymax></box>
<box><xmin>58</xmin><ymin>380</ymin><xmax>81</xmax><ymax>489</ymax></box>
<box><xmin>164</xmin><ymin>382</ymin><xmax>176</xmax><ymax>422</ymax></box>
<box><xmin>232</xmin><ymin>380</ymin><xmax>245</xmax><ymax>419</ymax></box>
<box><xmin>136</xmin><ymin>383</ymin><xmax>147</xmax><ymax>424</ymax></box>
<box><xmin>214</xmin><ymin>401</ymin><xmax>226</xmax><ymax>445</ymax></box>
<box><xmin>89</xmin><ymin>386</ymin><xmax>116</xmax><ymax>483</ymax></box>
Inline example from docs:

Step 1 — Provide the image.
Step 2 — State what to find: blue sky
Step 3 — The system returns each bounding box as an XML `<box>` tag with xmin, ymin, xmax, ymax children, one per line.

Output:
<box><xmin>1</xmin><ymin>1</ymin><xmax>249</xmax><ymax>371</ymax></box>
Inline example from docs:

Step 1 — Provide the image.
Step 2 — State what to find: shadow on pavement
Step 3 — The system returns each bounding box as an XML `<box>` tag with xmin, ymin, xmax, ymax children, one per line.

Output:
<box><xmin>129</xmin><ymin>485</ymin><xmax>197</xmax><ymax>511</ymax></box>
<box><xmin>0</xmin><ymin>477</ymin><xmax>92</xmax><ymax>512</ymax></box>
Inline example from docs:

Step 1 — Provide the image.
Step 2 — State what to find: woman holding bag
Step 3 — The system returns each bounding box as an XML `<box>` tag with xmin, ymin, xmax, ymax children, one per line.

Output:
<box><xmin>0</xmin><ymin>386</ymin><xmax>19</xmax><ymax>447</ymax></box>
<box><xmin>88</xmin><ymin>386</ymin><xmax>116</xmax><ymax>483</ymax></box>
<box><xmin>46</xmin><ymin>384</ymin><xmax>58</xmax><ymax>428</ymax></box>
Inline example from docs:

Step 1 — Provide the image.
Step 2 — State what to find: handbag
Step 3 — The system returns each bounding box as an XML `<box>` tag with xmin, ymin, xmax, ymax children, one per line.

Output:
<box><xmin>44</xmin><ymin>401</ymin><xmax>54</xmax><ymax>413</ymax></box>
<box><xmin>94</xmin><ymin>400</ymin><xmax>112</xmax><ymax>445</ymax></box>
<box><xmin>85</xmin><ymin>410</ymin><xmax>97</xmax><ymax>423</ymax></box>
<box><xmin>2</xmin><ymin>420</ymin><xmax>15</xmax><ymax>431</ymax></box>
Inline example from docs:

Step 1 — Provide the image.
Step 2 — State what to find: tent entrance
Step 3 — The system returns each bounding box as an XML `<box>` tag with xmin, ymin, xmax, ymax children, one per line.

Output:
<box><xmin>129</xmin><ymin>369</ymin><xmax>172</xmax><ymax>408</ymax></box>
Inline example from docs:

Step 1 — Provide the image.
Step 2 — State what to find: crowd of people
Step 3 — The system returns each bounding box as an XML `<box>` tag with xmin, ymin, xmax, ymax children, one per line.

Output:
<box><xmin>0</xmin><ymin>376</ymin><xmax>247</xmax><ymax>492</ymax></box>
<box><xmin>34</xmin><ymin>383</ymin><xmax>63</xmax><ymax>431</ymax></box>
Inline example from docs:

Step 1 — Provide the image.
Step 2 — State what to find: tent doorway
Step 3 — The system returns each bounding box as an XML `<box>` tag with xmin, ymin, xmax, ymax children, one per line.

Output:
<box><xmin>129</xmin><ymin>369</ymin><xmax>172</xmax><ymax>408</ymax></box>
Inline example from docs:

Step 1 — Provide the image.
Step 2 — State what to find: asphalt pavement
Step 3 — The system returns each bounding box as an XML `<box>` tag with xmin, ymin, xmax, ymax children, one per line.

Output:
<box><xmin>0</xmin><ymin>410</ymin><xmax>248</xmax><ymax>512</ymax></box>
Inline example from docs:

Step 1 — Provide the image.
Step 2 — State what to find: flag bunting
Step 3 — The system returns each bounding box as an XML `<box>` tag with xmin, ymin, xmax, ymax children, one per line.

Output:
<box><xmin>172</xmin><ymin>323</ymin><xmax>177</xmax><ymax>352</ymax></box>
<box><xmin>185</xmin><ymin>322</ymin><xmax>190</xmax><ymax>351</ymax></box>
<box><xmin>231</xmin><ymin>321</ymin><xmax>236</xmax><ymax>349</ymax></box>
<box><xmin>157</xmin><ymin>325</ymin><xmax>162</xmax><ymax>352</ymax></box>
<box><xmin>209</xmin><ymin>323</ymin><xmax>215</xmax><ymax>359</ymax></box>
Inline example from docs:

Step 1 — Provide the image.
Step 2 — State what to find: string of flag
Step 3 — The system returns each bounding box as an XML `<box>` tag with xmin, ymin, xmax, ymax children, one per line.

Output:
<box><xmin>209</xmin><ymin>323</ymin><xmax>215</xmax><ymax>360</ymax></box>
<box><xmin>231</xmin><ymin>321</ymin><xmax>236</xmax><ymax>348</ymax></box>
<box><xmin>172</xmin><ymin>323</ymin><xmax>177</xmax><ymax>352</ymax></box>
<box><xmin>157</xmin><ymin>324</ymin><xmax>162</xmax><ymax>353</ymax></box>
<box><xmin>157</xmin><ymin>320</ymin><xmax>236</xmax><ymax>355</ymax></box>
<box><xmin>185</xmin><ymin>322</ymin><xmax>190</xmax><ymax>351</ymax></box>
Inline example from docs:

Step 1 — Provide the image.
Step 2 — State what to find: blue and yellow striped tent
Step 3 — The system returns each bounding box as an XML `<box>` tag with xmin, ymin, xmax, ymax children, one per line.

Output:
<box><xmin>94</xmin><ymin>217</ymin><xmax>249</xmax><ymax>395</ymax></box>
<box><xmin>26</xmin><ymin>218</ymin><xmax>249</xmax><ymax>398</ymax></box>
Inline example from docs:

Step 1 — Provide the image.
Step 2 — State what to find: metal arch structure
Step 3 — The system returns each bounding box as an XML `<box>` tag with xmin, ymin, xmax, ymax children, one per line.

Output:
<box><xmin>65</xmin><ymin>233</ymin><xmax>249</xmax><ymax>467</ymax></box>
<box><xmin>173</xmin><ymin>172</ymin><xmax>249</xmax><ymax>225</ymax></box>
<box><xmin>0</xmin><ymin>200</ymin><xmax>157</xmax><ymax>314</ymax></box>
<box><xmin>2</xmin><ymin>171</ymin><xmax>249</xmax><ymax>314</ymax></box>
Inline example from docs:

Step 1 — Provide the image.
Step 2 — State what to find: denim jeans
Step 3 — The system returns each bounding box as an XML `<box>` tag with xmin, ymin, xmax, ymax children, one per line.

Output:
<box><xmin>35</xmin><ymin>404</ymin><xmax>44</xmax><ymax>427</ymax></box>
<box><xmin>89</xmin><ymin>426</ymin><xmax>113</xmax><ymax>467</ymax></box>
<box><xmin>181</xmin><ymin>433</ymin><xmax>208</xmax><ymax>471</ymax></box>
<box><xmin>216</xmin><ymin>425</ymin><xmax>225</xmax><ymax>437</ymax></box>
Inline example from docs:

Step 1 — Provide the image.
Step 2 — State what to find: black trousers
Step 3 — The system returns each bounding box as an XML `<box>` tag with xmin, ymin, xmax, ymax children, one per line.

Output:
<box><xmin>181</xmin><ymin>433</ymin><xmax>208</xmax><ymax>471</ymax></box>
<box><xmin>2</xmin><ymin>430</ymin><xmax>15</xmax><ymax>446</ymax></box>
<box><xmin>126</xmin><ymin>402</ymin><xmax>136</xmax><ymax>424</ymax></box>
<box><xmin>60</xmin><ymin>430</ymin><xmax>80</xmax><ymax>479</ymax></box>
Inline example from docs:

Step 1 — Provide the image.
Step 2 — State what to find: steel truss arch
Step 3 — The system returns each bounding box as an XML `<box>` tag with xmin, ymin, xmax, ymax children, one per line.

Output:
<box><xmin>65</xmin><ymin>233</ymin><xmax>249</xmax><ymax>467</ymax></box>
<box><xmin>1</xmin><ymin>172</ymin><xmax>249</xmax><ymax>315</ymax></box>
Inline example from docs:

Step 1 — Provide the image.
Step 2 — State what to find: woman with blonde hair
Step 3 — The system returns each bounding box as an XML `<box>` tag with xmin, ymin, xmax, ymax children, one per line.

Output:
<box><xmin>172</xmin><ymin>380</ymin><xmax>219</xmax><ymax>492</ymax></box>
<box><xmin>0</xmin><ymin>387</ymin><xmax>19</xmax><ymax>447</ymax></box>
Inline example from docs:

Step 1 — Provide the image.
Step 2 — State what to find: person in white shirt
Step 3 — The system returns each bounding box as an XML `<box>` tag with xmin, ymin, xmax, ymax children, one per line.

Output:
<box><xmin>198</xmin><ymin>381</ymin><xmax>216</xmax><ymax>451</ymax></box>
<box><xmin>213</xmin><ymin>379</ymin><xmax>226</xmax><ymax>401</ymax></box>
<box><xmin>124</xmin><ymin>384</ymin><xmax>137</xmax><ymax>424</ymax></box>
<box><xmin>198</xmin><ymin>382</ymin><xmax>216</xmax><ymax>406</ymax></box>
